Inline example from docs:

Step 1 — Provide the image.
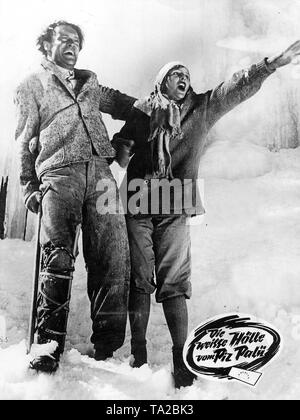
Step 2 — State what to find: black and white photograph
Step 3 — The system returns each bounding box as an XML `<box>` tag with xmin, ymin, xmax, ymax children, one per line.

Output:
<box><xmin>1</xmin><ymin>0</ymin><xmax>300</xmax><ymax>402</ymax></box>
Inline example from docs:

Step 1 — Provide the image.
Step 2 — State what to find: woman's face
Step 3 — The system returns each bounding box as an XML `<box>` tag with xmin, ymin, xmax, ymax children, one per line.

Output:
<box><xmin>163</xmin><ymin>66</ymin><xmax>190</xmax><ymax>101</ymax></box>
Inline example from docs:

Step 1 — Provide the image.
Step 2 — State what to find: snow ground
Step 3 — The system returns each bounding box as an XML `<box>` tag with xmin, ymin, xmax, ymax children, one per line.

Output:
<box><xmin>1</xmin><ymin>143</ymin><xmax>300</xmax><ymax>400</ymax></box>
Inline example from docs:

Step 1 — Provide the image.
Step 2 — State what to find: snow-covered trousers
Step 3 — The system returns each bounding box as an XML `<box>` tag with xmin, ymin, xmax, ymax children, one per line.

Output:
<box><xmin>126</xmin><ymin>215</ymin><xmax>192</xmax><ymax>303</ymax></box>
<box><xmin>36</xmin><ymin>156</ymin><xmax>130</xmax><ymax>355</ymax></box>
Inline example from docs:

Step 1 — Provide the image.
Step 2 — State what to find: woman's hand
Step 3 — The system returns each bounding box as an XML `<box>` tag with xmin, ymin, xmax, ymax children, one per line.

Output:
<box><xmin>267</xmin><ymin>40</ymin><xmax>300</xmax><ymax>70</ymax></box>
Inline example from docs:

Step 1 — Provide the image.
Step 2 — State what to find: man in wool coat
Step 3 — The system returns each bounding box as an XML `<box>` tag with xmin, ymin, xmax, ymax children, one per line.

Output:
<box><xmin>112</xmin><ymin>40</ymin><xmax>300</xmax><ymax>388</ymax></box>
<box><xmin>15</xmin><ymin>21</ymin><xmax>136</xmax><ymax>373</ymax></box>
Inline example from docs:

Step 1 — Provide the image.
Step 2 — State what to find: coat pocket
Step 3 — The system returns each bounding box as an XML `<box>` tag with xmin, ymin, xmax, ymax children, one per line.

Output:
<box><xmin>37</xmin><ymin>123</ymin><xmax>65</xmax><ymax>171</ymax></box>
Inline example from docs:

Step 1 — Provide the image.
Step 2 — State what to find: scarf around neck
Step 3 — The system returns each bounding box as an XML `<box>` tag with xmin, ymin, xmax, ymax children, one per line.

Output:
<box><xmin>134</xmin><ymin>61</ymin><xmax>191</xmax><ymax>179</ymax></box>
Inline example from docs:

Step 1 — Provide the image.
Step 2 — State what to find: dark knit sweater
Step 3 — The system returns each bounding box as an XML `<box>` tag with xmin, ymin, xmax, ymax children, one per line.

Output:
<box><xmin>113</xmin><ymin>59</ymin><xmax>275</xmax><ymax>216</ymax></box>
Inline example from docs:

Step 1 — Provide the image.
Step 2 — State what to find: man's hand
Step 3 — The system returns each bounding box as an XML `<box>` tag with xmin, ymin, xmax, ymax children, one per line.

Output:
<box><xmin>114</xmin><ymin>139</ymin><xmax>135</xmax><ymax>168</ymax></box>
<box><xmin>267</xmin><ymin>40</ymin><xmax>300</xmax><ymax>70</ymax></box>
<box><xmin>25</xmin><ymin>191</ymin><xmax>42</xmax><ymax>214</ymax></box>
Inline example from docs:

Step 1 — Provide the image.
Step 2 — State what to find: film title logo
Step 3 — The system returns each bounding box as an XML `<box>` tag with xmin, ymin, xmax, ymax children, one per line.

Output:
<box><xmin>183</xmin><ymin>314</ymin><xmax>281</xmax><ymax>386</ymax></box>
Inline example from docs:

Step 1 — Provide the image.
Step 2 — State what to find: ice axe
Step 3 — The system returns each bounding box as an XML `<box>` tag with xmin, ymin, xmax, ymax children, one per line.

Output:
<box><xmin>27</xmin><ymin>202</ymin><xmax>42</xmax><ymax>354</ymax></box>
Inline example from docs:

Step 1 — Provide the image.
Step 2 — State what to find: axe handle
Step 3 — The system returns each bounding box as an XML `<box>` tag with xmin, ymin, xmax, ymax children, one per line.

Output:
<box><xmin>27</xmin><ymin>205</ymin><xmax>42</xmax><ymax>354</ymax></box>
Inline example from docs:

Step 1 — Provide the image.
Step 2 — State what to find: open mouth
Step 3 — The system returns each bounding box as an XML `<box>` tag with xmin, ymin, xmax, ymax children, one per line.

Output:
<box><xmin>177</xmin><ymin>82</ymin><xmax>186</xmax><ymax>92</ymax></box>
<box><xmin>64</xmin><ymin>50</ymin><xmax>75</xmax><ymax>58</ymax></box>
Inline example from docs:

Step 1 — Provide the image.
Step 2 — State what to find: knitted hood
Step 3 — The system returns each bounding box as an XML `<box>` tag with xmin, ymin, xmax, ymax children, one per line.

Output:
<box><xmin>134</xmin><ymin>61</ymin><xmax>189</xmax><ymax>179</ymax></box>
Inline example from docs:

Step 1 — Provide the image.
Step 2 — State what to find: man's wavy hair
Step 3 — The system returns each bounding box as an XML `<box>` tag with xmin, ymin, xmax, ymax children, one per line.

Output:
<box><xmin>37</xmin><ymin>21</ymin><xmax>84</xmax><ymax>56</ymax></box>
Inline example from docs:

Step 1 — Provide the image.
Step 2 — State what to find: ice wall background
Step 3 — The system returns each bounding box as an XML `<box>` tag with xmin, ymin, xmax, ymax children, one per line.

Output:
<box><xmin>2</xmin><ymin>0</ymin><xmax>300</xmax><ymax>238</ymax></box>
<box><xmin>1</xmin><ymin>0</ymin><xmax>300</xmax><ymax>400</ymax></box>
<box><xmin>1</xmin><ymin>0</ymin><xmax>300</xmax><ymax>171</ymax></box>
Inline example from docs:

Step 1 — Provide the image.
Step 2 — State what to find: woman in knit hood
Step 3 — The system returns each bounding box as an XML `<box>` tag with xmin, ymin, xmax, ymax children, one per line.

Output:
<box><xmin>112</xmin><ymin>42</ymin><xmax>300</xmax><ymax>388</ymax></box>
<box><xmin>133</xmin><ymin>61</ymin><xmax>193</xmax><ymax>180</ymax></box>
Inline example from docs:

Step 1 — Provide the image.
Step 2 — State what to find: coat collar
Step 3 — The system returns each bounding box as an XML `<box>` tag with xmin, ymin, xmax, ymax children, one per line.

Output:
<box><xmin>134</xmin><ymin>88</ymin><xmax>196</xmax><ymax>123</ymax></box>
<box><xmin>179</xmin><ymin>88</ymin><xmax>197</xmax><ymax>123</ymax></box>
<box><xmin>41</xmin><ymin>58</ymin><xmax>96</xmax><ymax>97</ymax></box>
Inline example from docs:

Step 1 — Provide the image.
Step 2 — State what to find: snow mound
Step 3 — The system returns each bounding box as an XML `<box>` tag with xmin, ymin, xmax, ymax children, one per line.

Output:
<box><xmin>232</xmin><ymin>253</ymin><xmax>300</xmax><ymax>308</ymax></box>
<box><xmin>200</xmin><ymin>141</ymin><xmax>272</xmax><ymax>180</ymax></box>
<box><xmin>1</xmin><ymin>148</ymin><xmax>300</xmax><ymax>399</ymax></box>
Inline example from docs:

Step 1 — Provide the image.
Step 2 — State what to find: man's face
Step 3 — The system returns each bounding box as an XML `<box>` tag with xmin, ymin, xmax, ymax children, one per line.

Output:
<box><xmin>44</xmin><ymin>25</ymin><xmax>80</xmax><ymax>70</ymax></box>
<box><xmin>164</xmin><ymin>66</ymin><xmax>190</xmax><ymax>101</ymax></box>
